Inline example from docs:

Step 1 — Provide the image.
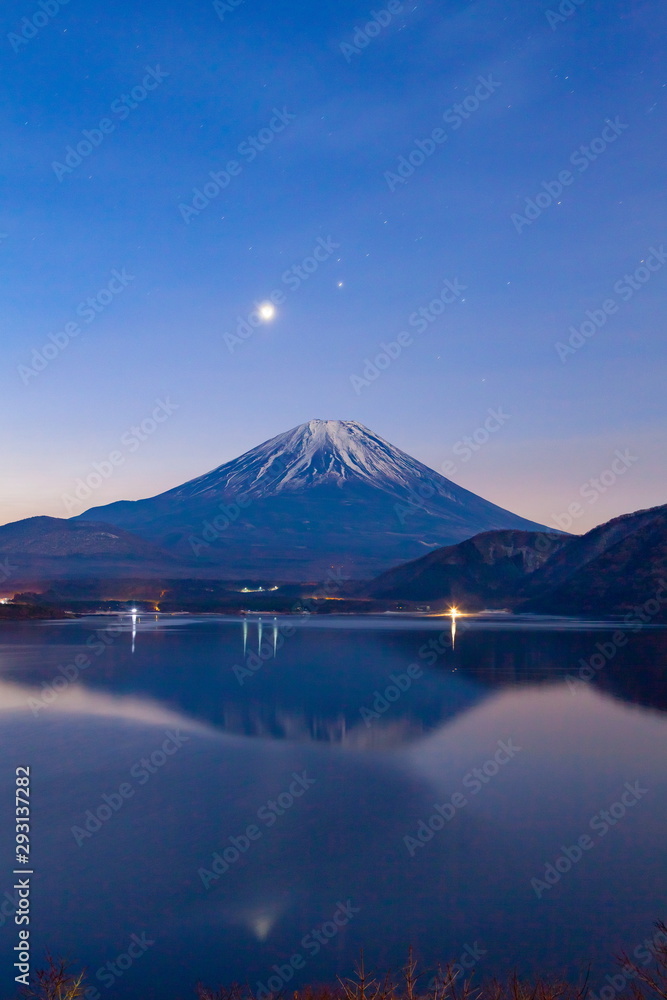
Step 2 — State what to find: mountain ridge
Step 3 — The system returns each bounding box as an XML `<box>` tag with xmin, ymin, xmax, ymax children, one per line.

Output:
<box><xmin>72</xmin><ymin>418</ymin><xmax>553</xmax><ymax>579</ymax></box>
<box><xmin>360</xmin><ymin>503</ymin><xmax>667</xmax><ymax>619</ymax></box>
<box><xmin>362</xmin><ymin>529</ymin><xmax>568</xmax><ymax>606</ymax></box>
<box><xmin>519</xmin><ymin>503</ymin><xmax>667</xmax><ymax>616</ymax></box>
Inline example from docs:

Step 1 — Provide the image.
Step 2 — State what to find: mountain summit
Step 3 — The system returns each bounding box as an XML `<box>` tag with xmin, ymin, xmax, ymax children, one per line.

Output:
<box><xmin>77</xmin><ymin>419</ymin><xmax>552</xmax><ymax>579</ymax></box>
<box><xmin>158</xmin><ymin>419</ymin><xmax>477</xmax><ymax>500</ymax></box>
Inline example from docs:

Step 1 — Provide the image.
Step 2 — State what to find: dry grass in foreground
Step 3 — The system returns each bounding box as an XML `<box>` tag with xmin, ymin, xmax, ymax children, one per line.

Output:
<box><xmin>20</xmin><ymin>923</ymin><xmax>667</xmax><ymax>1000</ymax></box>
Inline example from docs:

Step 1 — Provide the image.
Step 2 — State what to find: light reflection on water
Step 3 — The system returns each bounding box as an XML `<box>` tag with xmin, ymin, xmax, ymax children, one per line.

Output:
<box><xmin>0</xmin><ymin>615</ymin><xmax>665</xmax><ymax>999</ymax></box>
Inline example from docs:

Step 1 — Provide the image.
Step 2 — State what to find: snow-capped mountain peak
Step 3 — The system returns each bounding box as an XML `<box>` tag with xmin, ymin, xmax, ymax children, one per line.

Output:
<box><xmin>168</xmin><ymin>419</ymin><xmax>458</xmax><ymax>501</ymax></box>
<box><xmin>77</xmin><ymin>418</ymin><xmax>551</xmax><ymax>579</ymax></box>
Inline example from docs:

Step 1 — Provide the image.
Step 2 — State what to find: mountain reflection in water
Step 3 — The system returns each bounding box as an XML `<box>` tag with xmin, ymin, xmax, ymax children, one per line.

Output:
<box><xmin>0</xmin><ymin>614</ymin><xmax>664</xmax><ymax>744</ymax></box>
<box><xmin>0</xmin><ymin>615</ymin><xmax>665</xmax><ymax>1000</ymax></box>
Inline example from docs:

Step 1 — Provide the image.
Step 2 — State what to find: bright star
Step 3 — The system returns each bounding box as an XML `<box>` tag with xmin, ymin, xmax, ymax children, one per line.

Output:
<box><xmin>259</xmin><ymin>303</ymin><xmax>276</xmax><ymax>321</ymax></box>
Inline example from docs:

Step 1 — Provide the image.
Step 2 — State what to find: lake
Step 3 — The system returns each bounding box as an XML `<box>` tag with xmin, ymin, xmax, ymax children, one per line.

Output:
<box><xmin>0</xmin><ymin>613</ymin><xmax>665</xmax><ymax>1000</ymax></box>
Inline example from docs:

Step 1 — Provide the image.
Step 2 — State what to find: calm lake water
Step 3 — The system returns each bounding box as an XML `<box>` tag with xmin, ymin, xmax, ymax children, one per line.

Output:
<box><xmin>0</xmin><ymin>614</ymin><xmax>666</xmax><ymax>1000</ymax></box>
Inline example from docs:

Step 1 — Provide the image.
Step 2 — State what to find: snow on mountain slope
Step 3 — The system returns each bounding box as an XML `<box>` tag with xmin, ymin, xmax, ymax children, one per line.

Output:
<box><xmin>163</xmin><ymin>419</ymin><xmax>461</xmax><ymax>502</ymax></box>
<box><xmin>77</xmin><ymin>419</ymin><xmax>553</xmax><ymax>579</ymax></box>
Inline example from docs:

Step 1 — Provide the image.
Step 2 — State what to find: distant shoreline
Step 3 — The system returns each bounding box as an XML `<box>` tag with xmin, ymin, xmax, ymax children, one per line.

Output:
<box><xmin>2</xmin><ymin>604</ymin><xmax>665</xmax><ymax>628</ymax></box>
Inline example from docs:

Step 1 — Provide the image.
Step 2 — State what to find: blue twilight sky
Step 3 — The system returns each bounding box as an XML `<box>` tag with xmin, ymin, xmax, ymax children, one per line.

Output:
<box><xmin>1</xmin><ymin>0</ymin><xmax>665</xmax><ymax>531</ymax></box>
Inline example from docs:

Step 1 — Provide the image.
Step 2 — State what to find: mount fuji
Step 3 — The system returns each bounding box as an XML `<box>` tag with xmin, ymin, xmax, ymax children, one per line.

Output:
<box><xmin>73</xmin><ymin>419</ymin><xmax>552</xmax><ymax>580</ymax></box>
